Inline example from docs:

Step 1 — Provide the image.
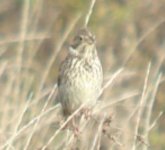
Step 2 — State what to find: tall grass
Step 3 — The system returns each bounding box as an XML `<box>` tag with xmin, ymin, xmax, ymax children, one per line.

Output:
<box><xmin>0</xmin><ymin>0</ymin><xmax>164</xmax><ymax>149</ymax></box>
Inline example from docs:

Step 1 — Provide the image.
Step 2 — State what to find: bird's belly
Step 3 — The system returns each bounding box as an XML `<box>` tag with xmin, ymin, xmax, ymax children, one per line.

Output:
<box><xmin>60</xmin><ymin>76</ymin><xmax>100</xmax><ymax>114</ymax></box>
<box><xmin>59</xmin><ymin>60</ymin><xmax>103</xmax><ymax>114</ymax></box>
<box><xmin>64</xmin><ymin>79</ymin><xmax>99</xmax><ymax>101</ymax></box>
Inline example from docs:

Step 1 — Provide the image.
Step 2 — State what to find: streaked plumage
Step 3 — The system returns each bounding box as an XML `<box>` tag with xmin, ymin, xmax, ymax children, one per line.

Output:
<box><xmin>57</xmin><ymin>28</ymin><xmax>103</xmax><ymax>116</ymax></box>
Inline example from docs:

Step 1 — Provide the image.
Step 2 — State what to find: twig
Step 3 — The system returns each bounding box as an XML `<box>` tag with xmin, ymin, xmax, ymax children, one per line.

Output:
<box><xmin>5</xmin><ymin>93</ymin><xmax>33</xmax><ymax>150</ymax></box>
<box><xmin>16</xmin><ymin>0</ymin><xmax>30</xmax><ymax>95</ymax></box>
<box><xmin>23</xmin><ymin>84</ymin><xmax>57</xmax><ymax>150</ymax></box>
<box><xmin>41</xmin><ymin>104</ymin><xmax>85</xmax><ymax>150</ymax></box>
<box><xmin>0</xmin><ymin>34</ymin><xmax>50</xmax><ymax>45</ymax></box>
<box><xmin>100</xmin><ymin>91</ymin><xmax>139</xmax><ymax>110</ymax></box>
<box><xmin>148</xmin><ymin>111</ymin><xmax>163</xmax><ymax>132</ymax></box>
<box><xmin>132</xmin><ymin>62</ymin><xmax>151</xmax><ymax>150</ymax></box>
<box><xmin>99</xmin><ymin>68</ymin><xmax>124</xmax><ymax>97</ymax></box>
<box><xmin>84</xmin><ymin>0</ymin><xmax>96</xmax><ymax>27</ymax></box>
<box><xmin>90</xmin><ymin>114</ymin><xmax>105</xmax><ymax>150</ymax></box>
<box><xmin>0</xmin><ymin>104</ymin><xmax>60</xmax><ymax>149</ymax></box>
<box><xmin>142</xmin><ymin>73</ymin><xmax>162</xmax><ymax>150</ymax></box>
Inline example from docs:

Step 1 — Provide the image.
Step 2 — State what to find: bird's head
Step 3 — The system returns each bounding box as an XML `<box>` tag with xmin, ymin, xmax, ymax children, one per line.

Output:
<box><xmin>69</xmin><ymin>28</ymin><xmax>96</xmax><ymax>58</ymax></box>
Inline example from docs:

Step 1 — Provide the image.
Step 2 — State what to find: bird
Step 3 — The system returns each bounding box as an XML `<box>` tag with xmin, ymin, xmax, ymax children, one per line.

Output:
<box><xmin>57</xmin><ymin>28</ymin><xmax>103</xmax><ymax>117</ymax></box>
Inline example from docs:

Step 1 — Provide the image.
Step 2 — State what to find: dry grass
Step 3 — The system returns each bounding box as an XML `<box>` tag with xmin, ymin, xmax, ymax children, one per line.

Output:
<box><xmin>0</xmin><ymin>0</ymin><xmax>164</xmax><ymax>150</ymax></box>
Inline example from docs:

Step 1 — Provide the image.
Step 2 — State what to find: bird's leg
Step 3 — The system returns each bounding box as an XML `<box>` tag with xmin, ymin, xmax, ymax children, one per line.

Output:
<box><xmin>61</xmin><ymin>117</ymin><xmax>81</xmax><ymax>137</ymax></box>
<box><xmin>81</xmin><ymin>107</ymin><xmax>93</xmax><ymax>120</ymax></box>
<box><xmin>70</xmin><ymin>117</ymin><xmax>81</xmax><ymax>137</ymax></box>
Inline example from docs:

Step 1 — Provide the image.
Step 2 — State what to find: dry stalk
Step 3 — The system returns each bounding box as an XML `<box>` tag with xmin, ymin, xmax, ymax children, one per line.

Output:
<box><xmin>132</xmin><ymin>62</ymin><xmax>151</xmax><ymax>150</ymax></box>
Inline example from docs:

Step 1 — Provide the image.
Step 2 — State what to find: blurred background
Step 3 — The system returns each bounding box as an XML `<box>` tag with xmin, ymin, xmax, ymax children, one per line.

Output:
<box><xmin>0</xmin><ymin>0</ymin><xmax>165</xmax><ymax>149</ymax></box>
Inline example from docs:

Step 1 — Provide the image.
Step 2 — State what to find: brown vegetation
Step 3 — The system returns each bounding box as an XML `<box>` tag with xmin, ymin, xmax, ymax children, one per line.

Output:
<box><xmin>0</xmin><ymin>0</ymin><xmax>164</xmax><ymax>149</ymax></box>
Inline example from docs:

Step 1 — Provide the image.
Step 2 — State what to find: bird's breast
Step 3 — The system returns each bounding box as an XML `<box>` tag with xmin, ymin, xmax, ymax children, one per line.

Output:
<box><xmin>61</xmin><ymin>57</ymin><xmax>102</xmax><ymax>95</ymax></box>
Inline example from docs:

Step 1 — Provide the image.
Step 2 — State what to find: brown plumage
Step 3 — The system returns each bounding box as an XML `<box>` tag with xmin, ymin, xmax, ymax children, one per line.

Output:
<box><xmin>57</xmin><ymin>28</ymin><xmax>103</xmax><ymax>116</ymax></box>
